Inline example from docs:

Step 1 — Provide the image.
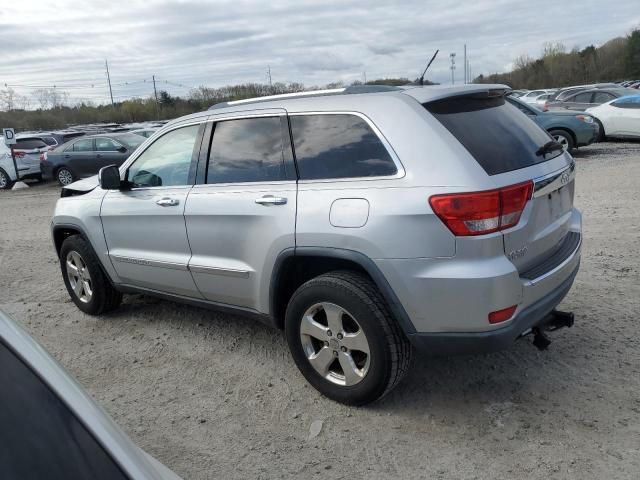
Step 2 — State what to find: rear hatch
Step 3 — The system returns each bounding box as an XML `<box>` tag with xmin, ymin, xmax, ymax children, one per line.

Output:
<box><xmin>424</xmin><ymin>92</ymin><xmax>576</xmax><ymax>274</ymax></box>
<box><xmin>14</xmin><ymin>138</ymin><xmax>48</xmax><ymax>170</ymax></box>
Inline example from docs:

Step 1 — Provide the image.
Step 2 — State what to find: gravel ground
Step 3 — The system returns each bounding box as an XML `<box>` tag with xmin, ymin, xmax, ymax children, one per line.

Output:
<box><xmin>1</xmin><ymin>142</ymin><xmax>639</xmax><ymax>479</ymax></box>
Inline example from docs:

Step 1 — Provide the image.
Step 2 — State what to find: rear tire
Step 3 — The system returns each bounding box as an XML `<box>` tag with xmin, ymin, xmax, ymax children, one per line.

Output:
<box><xmin>549</xmin><ymin>129</ymin><xmax>575</xmax><ymax>152</ymax></box>
<box><xmin>60</xmin><ymin>235</ymin><xmax>122</xmax><ymax>315</ymax></box>
<box><xmin>0</xmin><ymin>168</ymin><xmax>14</xmax><ymax>190</ymax></box>
<box><xmin>285</xmin><ymin>271</ymin><xmax>412</xmax><ymax>405</ymax></box>
<box><xmin>56</xmin><ymin>167</ymin><xmax>74</xmax><ymax>186</ymax></box>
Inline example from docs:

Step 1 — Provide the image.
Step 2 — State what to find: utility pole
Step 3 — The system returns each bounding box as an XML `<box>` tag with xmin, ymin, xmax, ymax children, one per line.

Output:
<box><xmin>363</xmin><ymin>71</ymin><xmax>367</xmax><ymax>84</ymax></box>
<box><xmin>450</xmin><ymin>53</ymin><xmax>456</xmax><ymax>85</ymax></box>
<box><xmin>105</xmin><ymin>60</ymin><xmax>115</xmax><ymax>108</ymax></box>
<box><xmin>463</xmin><ymin>44</ymin><xmax>467</xmax><ymax>84</ymax></box>
<box><xmin>152</xmin><ymin>75</ymin><xmax>160</xmax><ymax>119</ymax></box>
<box><xmin>267</xmin><ymin>65</ymin><xmax>272</xmax><ymax>91</ymax></box>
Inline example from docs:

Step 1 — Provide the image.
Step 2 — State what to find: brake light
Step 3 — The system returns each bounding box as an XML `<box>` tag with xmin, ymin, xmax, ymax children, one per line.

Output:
<box><xmin>429</xmin><ymin>181</ymin><xmax>533</xmax><ymax>236</ymax></box>
<box><xmin>15</xmin><ymin>151</ymin><xmax>25</xmax><ymax>158</ymax></box>
<box><xmin>488</xmin><ymin>305</ymin><xmax>518</xmax><ymax>324</ymax></box>
<box><xmin>39</xmin><ymin>153</ymin><xmax>46</xmax><ymax>161</ymax></box>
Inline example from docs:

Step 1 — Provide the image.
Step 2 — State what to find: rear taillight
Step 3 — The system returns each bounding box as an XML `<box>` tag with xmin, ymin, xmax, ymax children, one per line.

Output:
<box><xmin>429</xmin><ymin>181</ymin><xmax>533</xmax><ymax>236</ymax></box>
<box><xmin>39</xmin><ymin>153</ymin><xmax>46</xmax><ymax>161</ymax></box>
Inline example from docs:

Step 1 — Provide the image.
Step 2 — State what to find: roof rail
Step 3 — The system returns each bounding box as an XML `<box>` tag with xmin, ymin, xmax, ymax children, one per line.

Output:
<box><xmin>207</xmin><ymin>85</ymin><xmax>403</xmax><ymax>110</ymax></box>
<box><xmin>208</xmin><ymin>88</ymin><xmax>345</xmax><ymax>110</ymax></box>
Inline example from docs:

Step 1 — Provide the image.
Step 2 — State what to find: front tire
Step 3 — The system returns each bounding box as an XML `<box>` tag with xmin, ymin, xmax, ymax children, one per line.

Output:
<box><xmin>0</xmin><ymin>168</ymin><xmax>14</xmax><ymax>190</ymax></box>
<box><xmin>285</xmin><ymin>271</ymin><xmax>412</xmax><ymax>405</ymax></box>
<box><xmin>549</xmin><ymin>129</ymin><xmax>575</xmax><ymax>152</ymax></box>
<box><xmin>60</xmin><ymin>235</ymin><xmax>122</xmax><ymax>315</ymax></box>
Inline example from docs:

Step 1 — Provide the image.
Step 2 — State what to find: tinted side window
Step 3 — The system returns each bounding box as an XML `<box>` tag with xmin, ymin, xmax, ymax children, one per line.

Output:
<box><xmin>207</xmin><ymin>117</ymin><xmax>285</xmax><ymax>183</ymax></box>
<box><xmin>593</xmin><ymin>92</ymin><xmax>614</xmax><ymax>103</ymax></box>
<box><xmin>95</xmin><ymin>138</ymin><xmax>122</xmax><ymax>152</ymax></box>
<box><xmin>0</xmin><ymin>341</ymin><xmax>128</xmax><ymax>480</ymax></box>
<box><xmin>612</xmin><ymin>96</ymin><xmax>640</xmax><ymax>109</ymax></box>
<box><xmin>425</xmin><ymin>96</ymin><xmax>559</xmax><ymax>176</ymax></box>
<box><xmin>128</xmin><ymin>124</ymin><xmax>199</xmax><ymax>187</ymax></box>
<box><xmin>73</xmin><ymin>139</ymin><xmax>93</xmax><ymax>152</ymax></box>
<box><xmin>290</xmin><ymin>114</ymin><xmax>397</xmax><ymax>180</ymax></box>
<box><xmin>571</xmin><ymin>92</ymin><xmax>593</xmax><ymax>103</ymax></box>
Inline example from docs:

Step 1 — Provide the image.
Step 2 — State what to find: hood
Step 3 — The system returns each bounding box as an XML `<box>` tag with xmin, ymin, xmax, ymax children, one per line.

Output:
<box><xmin>61</xmin><ymin>175</ymin><xmax>99</xmax><ymax>197</ymax></box>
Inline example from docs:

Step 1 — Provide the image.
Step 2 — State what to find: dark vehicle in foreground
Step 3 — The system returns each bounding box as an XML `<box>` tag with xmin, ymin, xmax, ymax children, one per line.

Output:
<box><xmin>0</xmin><ymin>310</ymin><xmax>180</xmax><ymax>479</ymax></box>
<box><xmin>547</xmin><ymin>87</ymin><xmax>634</xmax><ymax>111</ymax></box>
<box><xmin>507</xmin><ymin>96</ymin><xmax>599</xmax><ymax>151</ymax></box>
<box><xmin>42</xmin><ymin>133</ymin><xmax>144</xmax><ymax>186</ymax></box>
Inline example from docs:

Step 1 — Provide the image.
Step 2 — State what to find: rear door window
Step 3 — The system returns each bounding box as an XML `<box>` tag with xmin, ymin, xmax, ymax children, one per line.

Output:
<box><xmin>206</xmin><ymin>117</ymin><xmax>287</xmax><ymax>184</ymax></box>
<box><xmin>290</xmin><ymin>114</ymin><xmax>397</xmax><ymax>180</ymax></box>
<box><xmin>72</xmin><ymin>139</ymin><xmax>94</xmax><ymax>152</ymax></box>
<box><xmin>425</xmin><ymin>95</ymin><xmax>559</xmax><ymax>176</ymax></box>
<box><xmin>95</xmin><ymin>138</ymin><xmax>123</xmax><ymax>152</ymax></box>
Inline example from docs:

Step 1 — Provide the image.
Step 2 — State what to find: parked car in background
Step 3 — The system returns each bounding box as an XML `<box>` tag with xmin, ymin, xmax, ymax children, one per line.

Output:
<box><xmin>547</xmin><ymin>83</ymin><xmax>619</xmax><ymax>103</ymax></box>
<box><xmin>507</xmin><ymin>96</ymin><xmax>599</xmax><ymax>151</ymax></box>
<box><xmin>0</xmin><ymin>137</ymin><xmax>46</xmax><ymax>188</ymax></box>
<box><xmin>0</xmin><ymin>309</ymin><xmax>181</xmax><ymax>479</ymax></box>
<box><xmin>130</xmin><ymin>128</ymin><xmax>158</xmax><ymax>138</ymax></box>
<box><xmin>509</xmin><ymin>90</ymin><xmax>528</xmax><ymax>98</ymax></box>
<box><xmin>534</xmin><ymin>93</ymin><xmax>554</xmax><ymax>110</ymax></box>
<box><xmin>42</xmin><ymin>133</ymin><xmax>144</xmax><ymax>186</ymax></box>
<box><xmin>547</xmin><ymin>87</ymin><xmax>633</xmax><ymax>111</ymax></box>
<box><xmin>520</xmin><ymin>89</ymin><xmax>555</xmax><ymax>104</ymax></box>
<box><xmin>586</xmin><ymin>95</ymin><xmax>640</xmax><ymax>140</ymax></box>
<box><xmin>0</xmin><ymin>142</ymin><xmax>42</xmax><ymax>190</ymax></box>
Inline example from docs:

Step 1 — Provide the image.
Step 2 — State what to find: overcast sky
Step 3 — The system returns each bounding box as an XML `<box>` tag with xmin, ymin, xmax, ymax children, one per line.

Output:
<box><xmin>1</xmin><ymin>0</ymin><xmax>639</xmax><ymax>105</ymax></box>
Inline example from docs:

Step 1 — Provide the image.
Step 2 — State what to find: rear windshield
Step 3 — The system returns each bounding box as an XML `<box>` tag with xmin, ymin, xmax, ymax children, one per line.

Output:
<box><xmin>15</xmin><ymin>138</ymin><xmax>48</xmax><ymax>150</ymax></box>
<box><xmin>424</xmin><ymin>95</ymin><xmax>560</xmax><ymax>175</ymax></box>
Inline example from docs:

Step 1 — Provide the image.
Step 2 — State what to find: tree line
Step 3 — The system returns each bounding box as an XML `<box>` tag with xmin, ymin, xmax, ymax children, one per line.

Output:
<box><xmin>475</xmin><ymin>29</ymin><xmax>640</xmax><ymax>89</ymax></box>
<box><xmin>0</xmin><ymin>78</ymin><xmax>412</xmax><ymax>132</ymax></box>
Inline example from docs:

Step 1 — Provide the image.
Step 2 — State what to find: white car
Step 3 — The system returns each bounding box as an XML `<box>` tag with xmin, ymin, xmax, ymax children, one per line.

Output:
<box><xmin>520</xmin><ymin>89</ymin><xmax>555</xmax><ymax>104</ymax></box>
<box><xmin>0</xmin><ymin>141</ymin><xmax>42</xmax><ymax>189</ymax></box>
<box><xmin>586</xmin><ymin>95</ymin><xmax>640</xmax><ymax>140</ymax></box>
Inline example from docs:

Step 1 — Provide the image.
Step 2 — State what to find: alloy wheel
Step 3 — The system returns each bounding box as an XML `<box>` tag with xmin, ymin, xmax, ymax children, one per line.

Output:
<box><xmin>299</xmin><ymin>302</ymin><xmax>371</xmax><ymax>386</ymax></box>
<box><xmin>58</xmin><ymin>169</ymin><xmax>74</xmax><ymax>186</ymax></box>
<box><xmin>66</xmin><ymin>251</ymin><xmax>93</xmax><ymax>303</ymax></box>
<box><xmin>0</xmin><ymin>171</ymin><xmax>8</xmax><ymax>189</ymax></box>
<box><xmin>553</xmin><ymin>134</ymin><xmax>570</xmax><ymax>151</ymax></box>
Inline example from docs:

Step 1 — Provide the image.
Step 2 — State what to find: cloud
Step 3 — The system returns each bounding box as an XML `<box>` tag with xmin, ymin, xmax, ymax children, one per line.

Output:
<box><xmin>0</xmin><ymin>0</ymin><xmax>639</xmax><ymax>105</ymax></box>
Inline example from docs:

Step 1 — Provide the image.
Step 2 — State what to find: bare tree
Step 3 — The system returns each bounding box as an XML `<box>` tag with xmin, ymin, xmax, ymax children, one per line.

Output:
<box><xmin>0</xmin><ymin>87</ymin><xmax>17</xmax><ymax>111</ymax></box>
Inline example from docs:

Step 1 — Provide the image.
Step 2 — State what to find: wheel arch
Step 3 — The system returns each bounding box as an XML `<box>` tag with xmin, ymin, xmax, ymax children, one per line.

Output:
<box><xmin>547</xmin><ymin>126</ymin><xmax>576</xmax><ymax>146</ymax></box>
<box><xmin>52</xmin><ymin>223</ymin><xmax>119</xmax><ymax>287</ymax></box>
<box><xmin>269</xmin><ymin>247</ymin><xmax>416</xmax><ymax>336</ymax></box>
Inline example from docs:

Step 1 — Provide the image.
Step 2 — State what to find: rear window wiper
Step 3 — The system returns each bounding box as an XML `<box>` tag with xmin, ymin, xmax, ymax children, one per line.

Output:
<box><xmin>536</xmin><ymin>140</ymin><xmax>564</xmax><ymax>157</ymax></box>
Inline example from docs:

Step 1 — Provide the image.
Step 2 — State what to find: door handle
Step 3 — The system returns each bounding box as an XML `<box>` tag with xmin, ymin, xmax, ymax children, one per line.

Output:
<box><xmin>255</xmin><ymin>195</ymin><xmax>287</xmax><ymax>206</ymax></box>
<box><xmin>156</xmin><ymin>197</ymin><xmax>180</xmax><ymax>207</ymax></box>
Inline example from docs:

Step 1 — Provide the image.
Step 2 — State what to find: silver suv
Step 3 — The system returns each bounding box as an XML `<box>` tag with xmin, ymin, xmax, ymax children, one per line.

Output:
<box><xmin>51</xmin><ymin>85</ymin><xmax>582</xmax><ymax>405</ymax></box>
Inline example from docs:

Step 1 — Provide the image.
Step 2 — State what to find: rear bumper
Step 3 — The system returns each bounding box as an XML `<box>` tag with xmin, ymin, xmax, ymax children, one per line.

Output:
<box><xmin>408</xmin><ymin>263</ymin><xmax>579</xmax><ymax>355</ymax></box>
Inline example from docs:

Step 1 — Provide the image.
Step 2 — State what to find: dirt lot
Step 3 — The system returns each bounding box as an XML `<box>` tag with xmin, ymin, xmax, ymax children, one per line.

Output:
<box><xmin>1</xmin><ymin>142</ymin><xmax>639</xmax><ymax>479</ymax></box>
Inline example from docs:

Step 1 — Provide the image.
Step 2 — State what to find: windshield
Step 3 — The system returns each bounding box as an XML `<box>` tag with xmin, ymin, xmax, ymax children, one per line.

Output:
<box><xmin>424</xmin><ymin>95</ymin><xmax>561</xmax><ymax>175</ymax></box>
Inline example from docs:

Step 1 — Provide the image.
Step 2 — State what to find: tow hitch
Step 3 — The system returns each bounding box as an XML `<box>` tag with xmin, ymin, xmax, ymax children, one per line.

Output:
<box><xmin>523</xmin><ymin>310</ymin><xmax>575</xmax><ymax>351</ymax></box>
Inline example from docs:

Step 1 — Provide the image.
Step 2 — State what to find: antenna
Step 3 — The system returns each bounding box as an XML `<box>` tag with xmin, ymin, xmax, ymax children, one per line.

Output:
<box><xmin>418</xmin><ymin>49</ymin><xmax>439</xmax><ymax>86</ymax></box>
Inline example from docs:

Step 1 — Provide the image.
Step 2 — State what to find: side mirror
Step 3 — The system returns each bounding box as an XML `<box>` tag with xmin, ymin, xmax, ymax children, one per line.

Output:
<box><xmin>98</xmin><ymin>165</ymin><xmax>121</xmax><ymax>190</ymax></box>
<box><xmin>117</xmin><ymin>146</ymin><xmax>127</xmax><ymax>153</ymax></box>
